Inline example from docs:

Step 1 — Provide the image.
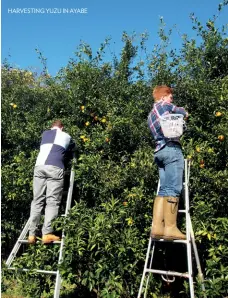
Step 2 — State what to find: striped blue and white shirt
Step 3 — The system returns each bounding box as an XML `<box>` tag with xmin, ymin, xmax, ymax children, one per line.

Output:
<box><xmin>35</xmin><ymin>126</ymin><xmax>74</xmax><ymax>169</ymax></box>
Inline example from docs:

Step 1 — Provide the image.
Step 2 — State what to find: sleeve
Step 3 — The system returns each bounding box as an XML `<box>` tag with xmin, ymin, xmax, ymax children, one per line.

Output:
<box><xmin>163</xmin><ymin>102</ymin><xmax>188</xmax><ymax>117</ymax></box>
<box><xmin>67</xmin><ymin>138</ymin><xmax>76</xmax><ymax>157</ymax></box>
<box><xmin>64</xmin><ymin>138</ymin><xmax>76</xmax><ymax>167</ymax></box>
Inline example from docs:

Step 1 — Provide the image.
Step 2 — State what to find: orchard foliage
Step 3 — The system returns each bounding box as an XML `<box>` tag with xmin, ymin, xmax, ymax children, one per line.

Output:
<box><xmin>2</xmin><ymin>4</ymin><xmax>228</xmax><ymax>298</ymax></box>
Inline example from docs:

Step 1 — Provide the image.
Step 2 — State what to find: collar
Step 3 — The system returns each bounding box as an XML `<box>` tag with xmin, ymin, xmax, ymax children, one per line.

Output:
<box><xmin>154</xmin><ymin>99</ymin><xmax>163</xmax><ymax>106</ymax></box>
<box><xmin>51</xmin><ymin>126</ymin><xmax>62</xmax><ymax>131</ymax></box>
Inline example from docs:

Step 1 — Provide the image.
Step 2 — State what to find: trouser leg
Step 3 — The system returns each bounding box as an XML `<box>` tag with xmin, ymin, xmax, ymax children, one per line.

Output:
<box><xmin>163</xmin><ymin>148</ymin><xmax>184</xmax><ymax>197</ymax></box>
<box><xmin>156</xmin><ymin>159</ymin><xmax>166</xmax><ymax>196</ymax></box>
<box><xmin>153</xmin><ymin>146</ymin><xmax>185</xmax><ymax>239</ymax></box>
<box><xmin>42</xmin><ymin>174</ymin><xmax>63</xmax><ymax>235</ymax></box>
<box><xmin>29</xmin><ymin>169</ymin><xmax>46</xmax><ymax>236</ymax></box>
<box><xmin>162</xmin><ymin>148</ymin><xmax>185</xmax><ymax>239</ymax></box>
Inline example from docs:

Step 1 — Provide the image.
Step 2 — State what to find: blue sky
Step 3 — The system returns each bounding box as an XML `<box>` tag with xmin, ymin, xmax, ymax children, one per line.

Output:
<box><xmin>2</xmin><ymin>0</ymin><xmax>227</xmax><ymax>76</ymax></box>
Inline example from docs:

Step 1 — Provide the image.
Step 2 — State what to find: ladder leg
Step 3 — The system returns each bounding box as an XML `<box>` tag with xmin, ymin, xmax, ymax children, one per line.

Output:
<box><xmin>64</xmin><ymin>168</ymin><xmax>75</xmax><ymax>216</ymax></box>
<box><xmin>186</xmin><ymin>217</ymin><xmax>194</xmax><ymax>298</ymax></box>
<box><xmin>54</xmin><ymin>272</ymin><xmax>61</xmax><ymax>298</ymax></box>
<box><xmin>6</xmin><ymin>219</ymin><xmax>30</xmax><ymax>267</ymax></box>
<box><xmin>185</xmin><ymin>159</ymin><xmax>194</xmax><ymax>298</ymax></box>
<box><xmin>186</xmin><ymin>159</ymin><xmax>206</xmax><ymax>296</ymax></box>
<box><xmin>143</xmin><ymin>241</ymin><xmax>156</xmax><ymax>298</ymax></box>
<box><xmin>54</xmin><ymin>166</ymin><xmax>75</xmax><ymax>298</ymax></box>
<box><xmin>137</xmin><ymin>237</ymin><xmax>152</xmax><ymax>298</ymax></box>
<box><xmin>190</xmin><ymin>220</ymin><xmax>207</xmax><ymax>295</ymax></box>
<box><xmin>54</xmin><ymin>236</ymin><xmax>64</xmax><ymax>298</ymax></box>
<box><xmin>138</xmin><ymin>180</ymin><xmax>160</xmax><ymax>298</ymax></box>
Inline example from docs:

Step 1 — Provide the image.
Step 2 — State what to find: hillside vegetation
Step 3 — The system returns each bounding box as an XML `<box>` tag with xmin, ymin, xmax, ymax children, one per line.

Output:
<box><xmin>1</xmin><ymin>4</ymin><xmax>228</xmax><ymax>297</ymax></box>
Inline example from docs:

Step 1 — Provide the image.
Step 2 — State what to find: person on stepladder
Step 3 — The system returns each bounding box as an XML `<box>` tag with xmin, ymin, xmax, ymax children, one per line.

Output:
<box><xmin>28</xmin><ymin>120</ymin><xmax>75</xmax><ymax>244</ymax></box>
<box><xmin>148</xmin><ymin>85</ymin><xmax>188</xmax><ymax>240</ymax></box>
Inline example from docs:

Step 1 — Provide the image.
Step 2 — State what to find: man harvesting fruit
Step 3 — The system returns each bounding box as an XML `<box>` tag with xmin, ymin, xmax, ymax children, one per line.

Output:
<box><xmin>28</xmin><ymin>120</ymin><xmax>75</xmax><ymax>244</ymax></box>
<box><xmin>148</xmin><ymin>85</ymin><xmax>188</xmax><ymax>240</ymax></box>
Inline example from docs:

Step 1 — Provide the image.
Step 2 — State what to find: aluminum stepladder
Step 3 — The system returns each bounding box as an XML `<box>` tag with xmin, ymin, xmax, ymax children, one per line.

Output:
<box><xmin>138</xmin><ymin>159</ymin><xmax>206</xmax><ymax>298</ymax></box>
<box><xmin>6</xmin><ymin>162</ymin><xmax>75</xmax><ymax>298</ymax></box>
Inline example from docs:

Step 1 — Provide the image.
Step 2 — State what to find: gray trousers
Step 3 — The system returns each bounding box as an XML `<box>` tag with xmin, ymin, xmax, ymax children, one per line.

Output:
<box><xmin>29</xmin><ymin>165</ymin><xmax>64</xmax><ymax>236</ymax></box>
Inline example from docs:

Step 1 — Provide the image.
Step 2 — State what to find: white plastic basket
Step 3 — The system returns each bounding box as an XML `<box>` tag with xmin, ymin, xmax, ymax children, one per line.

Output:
<box><xmin>160</xmin><ymin>114</ymin><xmax>185</xmax><ymax>138</ymax></box>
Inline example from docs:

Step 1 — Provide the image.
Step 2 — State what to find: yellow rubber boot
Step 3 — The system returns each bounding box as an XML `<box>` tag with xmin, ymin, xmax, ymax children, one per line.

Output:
<box><xmin>163</xmin><ymin>196</ymin><xmax>186</xmax><ymax>240</ymax></box>
<box><xmin>151</xmin><ymin>196</ymin><xmax>164</xmax><ymax>239</ymax></box>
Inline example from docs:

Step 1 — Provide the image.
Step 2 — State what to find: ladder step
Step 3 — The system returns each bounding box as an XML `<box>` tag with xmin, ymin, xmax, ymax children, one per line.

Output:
<box><xmin>146</xmin><ymin>269</ymin><xmax>189</xmax><ymax>279</ymax></box>
<box><xmin>178</xmin><ymin>209</ymin><xmax>186</xmax><ymax>213</ymax></box>
<box><xmin>8</xmin><ymin>267</ymin><xmax>57</xmax><ymax>275</ymax></box>
<box><xmin>18</xmin><ymin>240</ymin><xmax>62</xmax><ymax>244</ymax></box>
<box><xmin>152</xmin><ymin>238</ymin><xmax>188</xmax><ymax>244</ymax></box>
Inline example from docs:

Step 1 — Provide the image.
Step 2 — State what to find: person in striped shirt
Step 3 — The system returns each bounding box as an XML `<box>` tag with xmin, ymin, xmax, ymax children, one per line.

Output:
<box><xmin>28</xmin><ymin>120</ymin><xmax>75</xmax><ymax>244</ymax></box>
<box><xmin>148</xmin><ymin>85</ymin><xmax>188</xmax><ymax>240</ymax></box>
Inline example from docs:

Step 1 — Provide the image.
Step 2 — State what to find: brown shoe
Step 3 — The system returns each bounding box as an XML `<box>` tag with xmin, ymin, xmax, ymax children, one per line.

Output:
<box><xmin>28</xmin><ymin>235</ymin><xmax>36</xmax><ymax>244</ymax></box>
<box><xmin>42</xmin><ymin>234</ymin><xmax>60</xmax><ymax>244</ymax></box>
